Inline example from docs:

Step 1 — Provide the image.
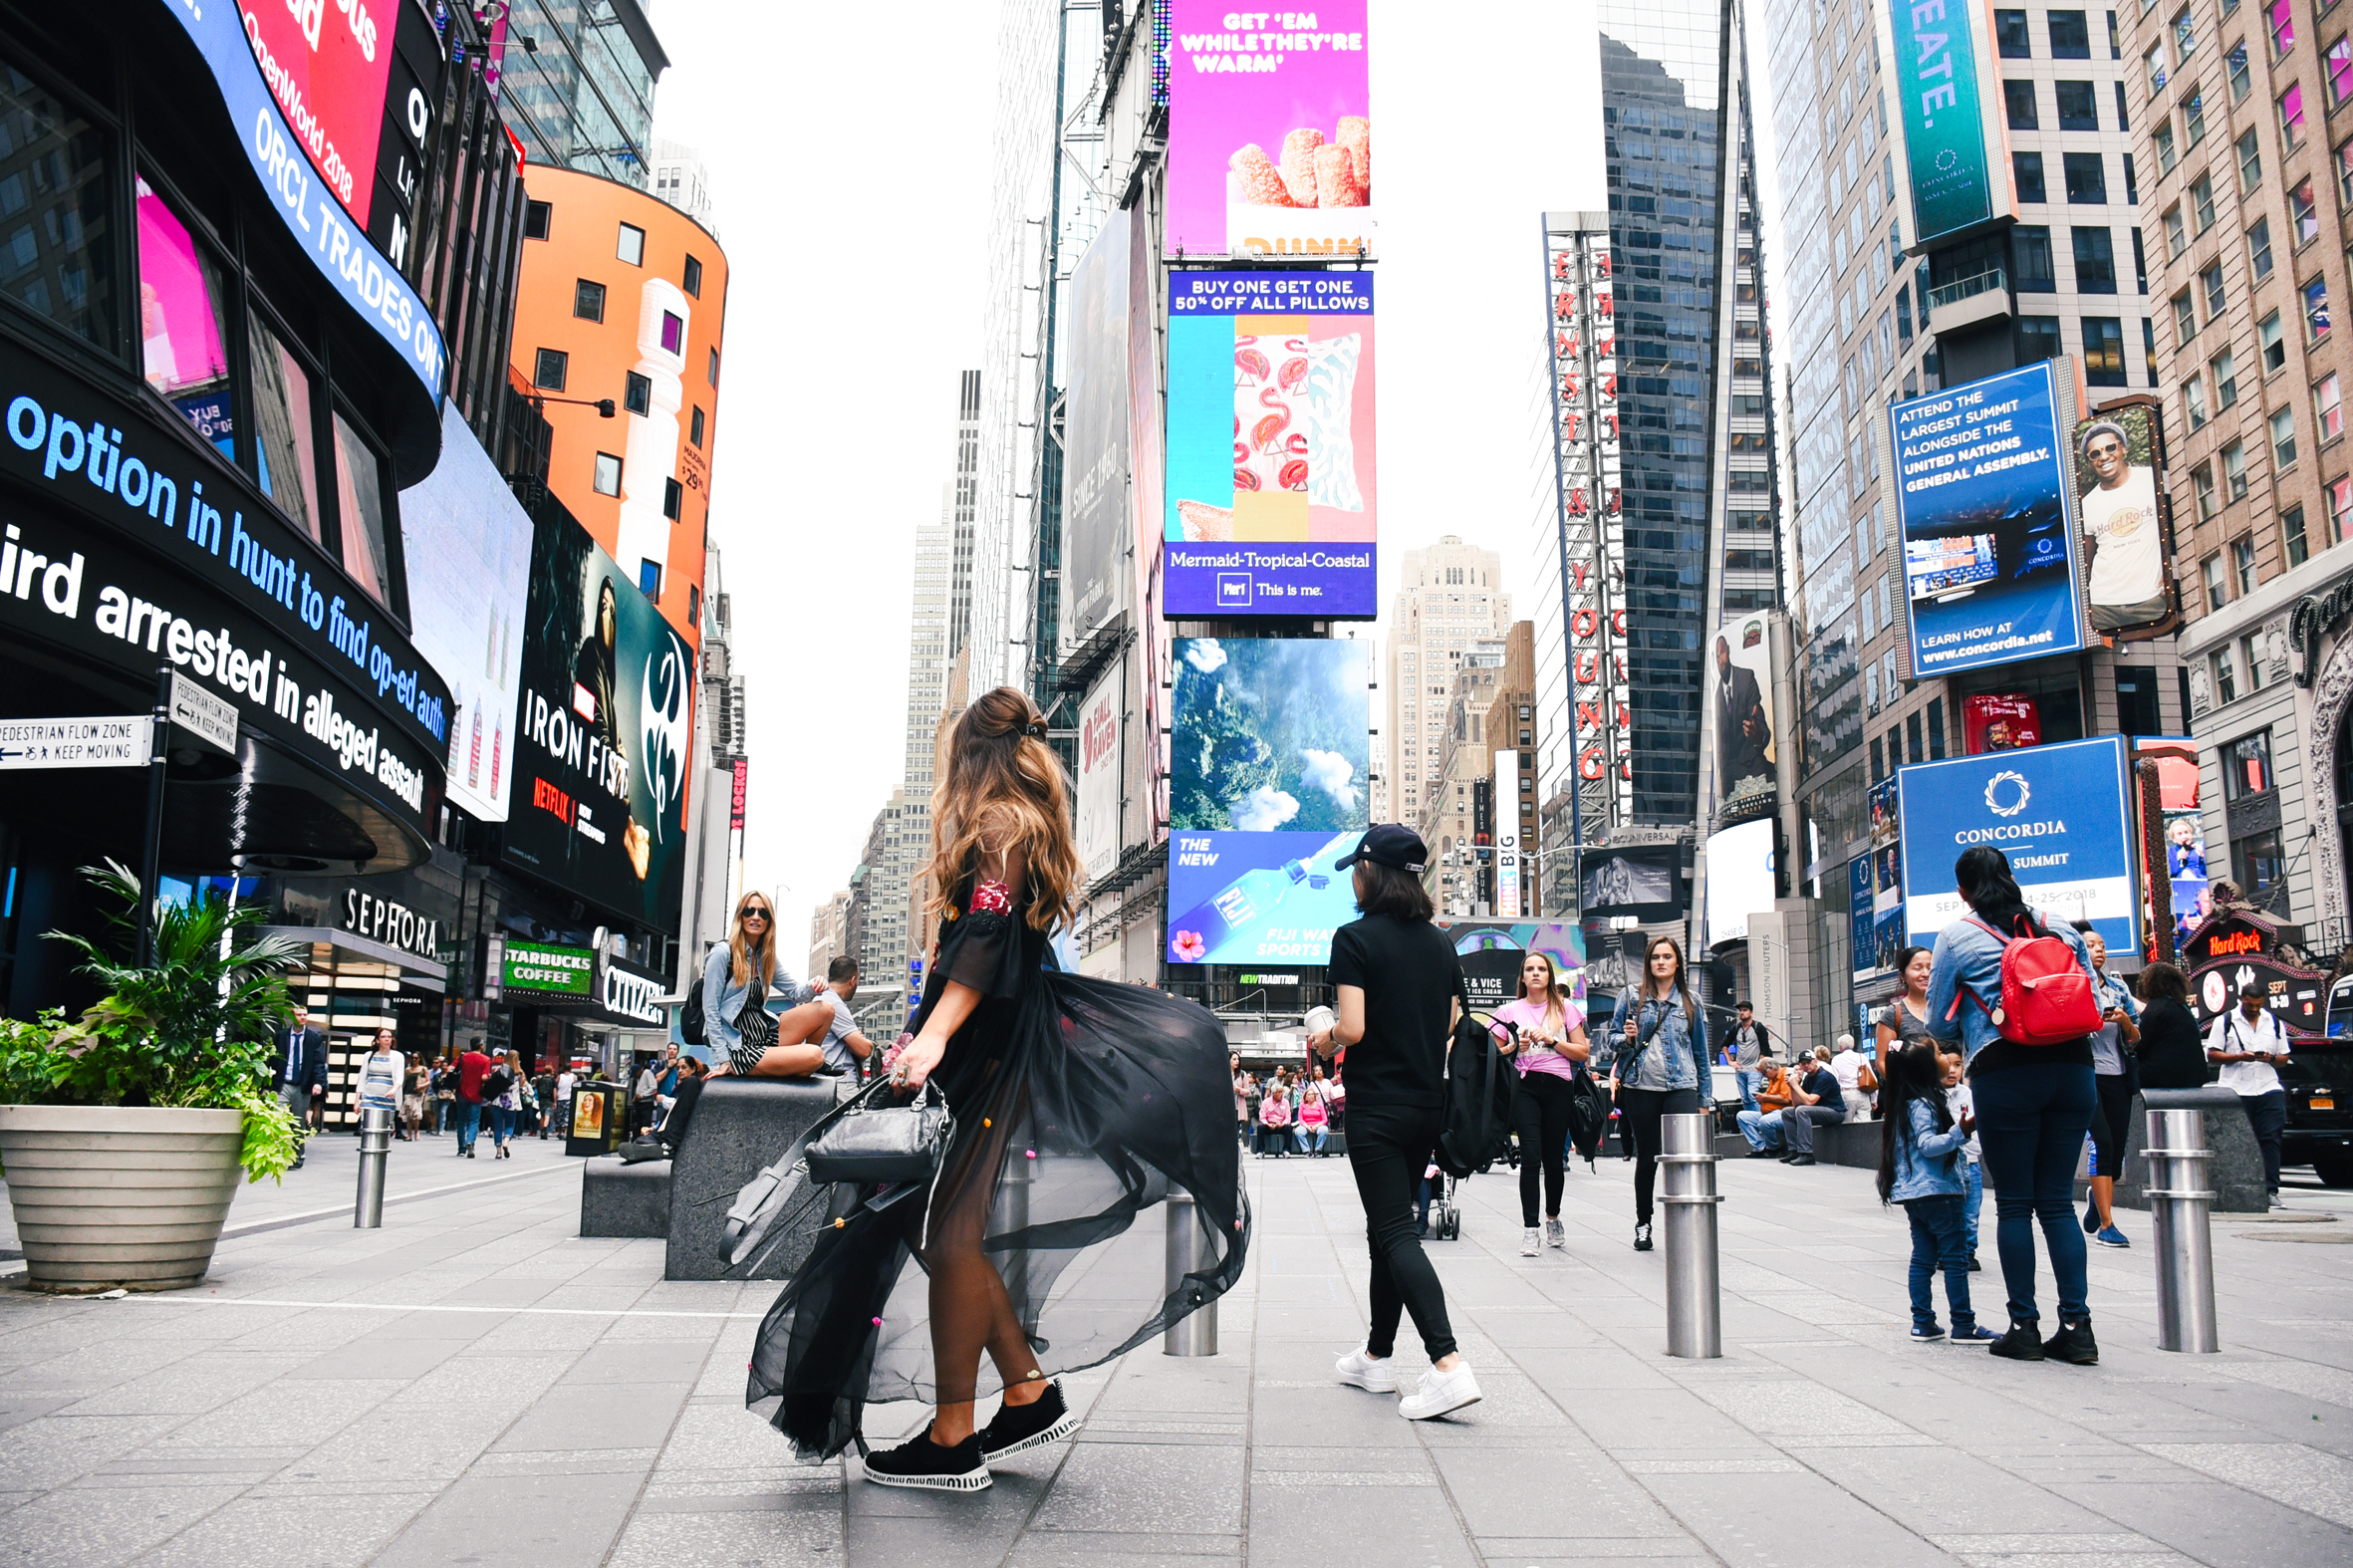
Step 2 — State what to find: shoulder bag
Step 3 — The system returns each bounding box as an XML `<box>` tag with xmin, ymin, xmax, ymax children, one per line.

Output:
<box><xmin>805</xmin><ymin>1080</ymin><xmax>954</xmax><ymax>1185</ymax></box>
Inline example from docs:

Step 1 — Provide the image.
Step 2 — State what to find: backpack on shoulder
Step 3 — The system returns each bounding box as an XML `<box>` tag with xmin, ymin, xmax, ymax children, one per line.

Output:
<box><xmin>1952</xmin><ymin>915</ymin><xmax>2102</xmax><ymax>1046</ymax></box>
<box><xmin>678</xmin><ymin>947</ymin><xmax>712</xmax><ymax>1045</ymax></box>
<box><xmin>1435</xmin><ymin>978</ymin><xmax>1515</xmax><ymax>1179</ymax></box>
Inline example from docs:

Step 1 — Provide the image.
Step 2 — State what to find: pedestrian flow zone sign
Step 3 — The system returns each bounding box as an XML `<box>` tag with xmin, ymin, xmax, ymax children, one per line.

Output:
<box><xmin>168</xmin><ymin>671</ymin><xmax>238</xmax><ymax>755</ymax></box>
<box><xmin>0</xmin><ymin>716</ymin><xmax>151</xmax><ymax>769</ymax></box>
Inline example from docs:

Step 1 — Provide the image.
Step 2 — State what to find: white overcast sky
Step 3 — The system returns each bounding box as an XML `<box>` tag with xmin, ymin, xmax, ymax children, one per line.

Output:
<box><xmin>654</xmin><ymin>1</ymin><xmax>1756</xmax><ymax>960</ymax></box>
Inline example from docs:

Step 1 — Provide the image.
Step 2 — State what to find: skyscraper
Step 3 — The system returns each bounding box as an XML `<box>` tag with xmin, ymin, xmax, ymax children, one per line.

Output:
<box><xmin>496</xmin><ymin>0</ymin><xmax>665</xmax><ymax>187</ymax></box>
<box><xmin>652</xmin><ymin>138</ymin><xmax>714</xmax><ymax>234</ymax></box>
<box><xmin>1385</xmin><ymin>539</ymin><xmax>1513</xmax><ymax>832</ymax></box>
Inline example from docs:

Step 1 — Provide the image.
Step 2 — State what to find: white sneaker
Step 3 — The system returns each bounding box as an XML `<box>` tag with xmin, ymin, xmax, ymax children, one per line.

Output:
<box><xmin>1545</xmin><ymin>1217</ymin><xmax>1566</xmax><ymax>1248</ymax></box>
<box><xmin>1334</xmin><ymin>1345</ymin><xmax>1398</xmax><ymax>1393</ymax></box>
<box><xmin>1520</xmin><ymin>1226</ymin><xmax>1541</xmax><ymax>1256</ymax></box>
<box><xmin>1399</xmin><ymin>1362</ymin><xmax>1481</xmax><ymax>1421</ymax></box>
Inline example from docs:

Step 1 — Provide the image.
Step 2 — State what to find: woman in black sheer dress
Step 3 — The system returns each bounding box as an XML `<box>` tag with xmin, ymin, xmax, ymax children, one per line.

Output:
<box><xmin>746</xmin><ymin>688</ymin><xmax>1247</xmax><ymax>1490</ymax></box>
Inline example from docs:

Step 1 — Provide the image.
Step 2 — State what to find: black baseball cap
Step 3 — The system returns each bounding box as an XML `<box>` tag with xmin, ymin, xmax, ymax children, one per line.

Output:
<box><xmin>1335</xmin><ymin>824</ymin><xmax>1428</xmax><ymax>874</ymax></box>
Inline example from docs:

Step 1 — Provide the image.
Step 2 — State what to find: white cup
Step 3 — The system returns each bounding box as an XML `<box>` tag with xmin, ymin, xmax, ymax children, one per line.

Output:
<box><xmin>1303</xmin><ymin>1006</ymin><xmax>1336</xmax><ymax>1036</ymax></box>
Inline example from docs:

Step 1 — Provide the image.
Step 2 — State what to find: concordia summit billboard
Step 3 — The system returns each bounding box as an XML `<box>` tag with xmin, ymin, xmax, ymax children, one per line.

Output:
<box><xmin>1896</xmin><ymin>735</ymin><xmax>2140</xmax><ymax>956</ymax></box>
<box><xmin>1889</xmin><ymin>360</ymin><xmax>2089</xmax><ymax>679</ymax></box>
<box><xmin>1164</xmin><ymin>272</ymin><xmax>1377</xmax><ymax>618</ymax></box>
<box><xmin>1882</xmin><ymin>0</ymin><xmax>2013</xmax><ymax>246</ymax></box>
<box><xmin>1166</xmin><ymin>637</ymin><xmax>1370</xmax><ymax>966</ymax></box>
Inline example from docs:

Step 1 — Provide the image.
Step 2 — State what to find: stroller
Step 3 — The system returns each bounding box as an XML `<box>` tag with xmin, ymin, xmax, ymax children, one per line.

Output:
<box><xmin>1422</xmin><ymin>1159</ymin><xmax>1465</xmax><ymax>1240</ymax></box>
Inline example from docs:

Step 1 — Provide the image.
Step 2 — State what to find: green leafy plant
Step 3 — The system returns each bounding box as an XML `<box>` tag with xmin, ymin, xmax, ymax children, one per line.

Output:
<box><xmin>0</xmin><ymin>862</ymin><xmax>309</xmax><ymax>1182</ymax></box>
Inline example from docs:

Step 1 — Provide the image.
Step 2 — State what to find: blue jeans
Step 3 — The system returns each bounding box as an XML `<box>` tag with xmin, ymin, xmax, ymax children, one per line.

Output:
<box><xmin>1962</xmin><ymin>1159</ymin><xmax>1982</xmax><ymax>1252</ymax></box>
<box><xmin>490</xmin><ymin>1105</ymin><xmax>515</xmax><ymax>1146</ymax></box>
<box><xmin>1735</xmin><ymin>1107</ymin><xmax>1781</xmax><ymax>1151</ymax></box>
<box><xmin>1972</xmin><ymin>1059</ymin><xmax>2097</xmax><ymax>1325</ymax></box>
<box><xmin>1904</xmin><ymin>1192</ymin><xmax>1975</xmax><ymax>1331</ymax></box>
<box><xmin>455</xmin><ymin>1100</ymin><xmax>482</xmax><ymax>1152</ymax></box>
<box><xmin>1736</xmin><ymin>1069</ymin><xmax>1764</xmax><ymax>1112</ymax></box>
<box><xmin>1294</xmin><ymin>1126</ymin><xmax>1327</xmax><ymax>1154</ymax></box>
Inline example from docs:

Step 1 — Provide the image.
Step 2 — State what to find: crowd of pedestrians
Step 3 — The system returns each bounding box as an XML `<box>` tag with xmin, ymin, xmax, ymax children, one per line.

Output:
<box><xmin>1232</xmin><ymin>1059</ymin><xmax>1346</xmax><ymax>1156</ymax></box>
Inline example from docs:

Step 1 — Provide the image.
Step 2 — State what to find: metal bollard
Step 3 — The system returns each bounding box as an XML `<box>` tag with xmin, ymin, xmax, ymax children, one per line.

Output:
<box><xmin>1660</xmin><ymin>1111</ymin><xmax>1722</xmax><ymax>1358</ymax></box>
<box><xmin>2145</xmin><ymin>1107</ymin><xmax>2220</xmax><ymax>1353</ymax></box>
<box><xmin>354</xmin><ymin>1104</ymin><xmax>392</xmax><ymax>1228</ymax></box>
<box><xmin>1163</xmin><ymin>1190</ymin><xmax>1218</xmax><ymax>1356</ymax></box>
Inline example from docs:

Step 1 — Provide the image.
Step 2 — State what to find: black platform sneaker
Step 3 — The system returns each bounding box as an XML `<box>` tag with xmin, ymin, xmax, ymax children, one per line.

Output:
<box><xmin>861</xmin><ymin>1426</ymin><xmax>991</xmax><ymax>1491</ymax></box>
<box><xmin>978</xmin><ymin>1380</ymin><xmax>1079</xmax><ymax>1461</ymax></box>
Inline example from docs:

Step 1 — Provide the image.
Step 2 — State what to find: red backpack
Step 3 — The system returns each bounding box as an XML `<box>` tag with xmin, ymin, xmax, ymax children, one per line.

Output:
<box><xmin>1952</xmin><ymin>915</ymin><xmax>2103</xmax><ymax>1046</ymax></box>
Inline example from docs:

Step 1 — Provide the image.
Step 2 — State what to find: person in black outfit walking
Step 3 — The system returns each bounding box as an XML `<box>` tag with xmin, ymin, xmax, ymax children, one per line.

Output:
<box><xmin>1309</xmin><ymin>824</ymin><xmax>1482</xmax><ymax>1422</ymax></box>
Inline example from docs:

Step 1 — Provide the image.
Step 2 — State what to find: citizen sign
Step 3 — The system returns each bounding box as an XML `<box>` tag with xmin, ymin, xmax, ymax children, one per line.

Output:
<box><xmin>601</xmin><ymin>965</ymin><xmax>664</xmax><ymax>1025</ymax></box>
<box><xmin>343</xmin><ymin>889</ymin><xmax>438</xmax><ymax>960</ymax></box>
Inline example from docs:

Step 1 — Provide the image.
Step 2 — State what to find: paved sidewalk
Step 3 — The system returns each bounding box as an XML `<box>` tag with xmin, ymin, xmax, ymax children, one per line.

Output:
<box><xmin>3</xmin><ymin>1130</ymin><xmax>2352</xmax><ymax>1566</ymax></box>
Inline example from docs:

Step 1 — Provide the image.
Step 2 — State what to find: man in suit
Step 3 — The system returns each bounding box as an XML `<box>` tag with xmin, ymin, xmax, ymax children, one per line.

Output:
<box><xmin>1714</xmin><ymin>636</ymin><xmax>1772</xmax><ymax>791</ymax></box>
<box><xmin>269</xmin><ymin>1006</ymin><xmax>327</xmax><ymax>1169</ymax></box>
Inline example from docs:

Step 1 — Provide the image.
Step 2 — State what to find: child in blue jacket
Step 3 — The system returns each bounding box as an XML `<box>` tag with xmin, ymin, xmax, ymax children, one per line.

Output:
<box><xmin>1878</xmin><ymin>1044</ymin><xmax>1995</xmax><ymax>1342</ymax></box>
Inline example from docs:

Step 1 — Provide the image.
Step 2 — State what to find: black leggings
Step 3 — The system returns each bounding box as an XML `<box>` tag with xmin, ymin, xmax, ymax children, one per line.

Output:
<box><xmin>1512</xmin><ymin>1073</ymin><xmax>1575</xmax><ymax>1226</ymax></box>
<box><xmin>1618</xmin><ymin>1086</ymin><xmax>1700</xmax><ymax>1226</ymax></box>
<box><xmin>2089</xmin><ymin>1074</ymin><xmax>2136</xmax><ymax>1186</ymax></box>
<box><xmin>1344</xmin><ymin>1102</ymin><xmax>1458</xmax><ymax>1362</ymax></box>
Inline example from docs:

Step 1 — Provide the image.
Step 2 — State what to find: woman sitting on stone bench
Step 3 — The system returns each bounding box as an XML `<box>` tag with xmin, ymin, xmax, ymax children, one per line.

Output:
<box><xmin>704</xmin><ymin>893</ymin><xmax>835</xmax><ymax>1079</ymax></box>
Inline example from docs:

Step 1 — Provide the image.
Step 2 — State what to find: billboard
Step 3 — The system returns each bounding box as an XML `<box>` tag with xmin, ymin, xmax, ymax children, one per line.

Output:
<box><xmin>1077</xmin><ymin>662</ymin><xmax>1123</xmax><ymax>883</ymax></box>
<box><xmin>1707</xmin><ymin>615</ymin><xmax>1775</xmax><ymax>829</ymax></box>
<box><xmin>1438</xmin><ymin>920</ymin><xmax>1588</xmax><ymax>1012</ymax></box>
<box><xmin>1896</xmin><ymin>734</ymin><xmax>2140</xmax><ymax>954</ymax></box>
<box><xmin>1061</xmin><ymin>214</ymin><xmax>1134</xmax><ymax>652</ymax></box>
<box><xmin>1885</xmin><ymin>0</ymin><xmax>2005</xmax><ymax>245</ymax></box>
<box><xmin>1164</xmin><ymin>272</ymin><xmax>1376</xmax><ymax>617</ymax></box>
<box><xmin>1890</xmin><ymin>361</ymin><xmax>2088</xmax><ymax>679</ymax></box>
<box><xmin>1577</xmin><ymin>844</ymin><xmax>1683</xmax><ymax>921</ymax></box>
<box><xmin>2135</xmin><ymin>737</ymin><xmax>2211</xmax><ymax>947</ymax></box>
<box><xmin>239</xmin><ymin>0</ymin><xmax>398</xmax><ymax>225</ymax></box>
<box><xmin>1165</xmin><ymin>1</ymin><xmax>1371</xmax><ymax>259</ymax></box>
<box><xmin>1166</xmin><ymin>636</ymin><xmax>1369</xmax><ymax>966</ymax></box>
<box><xmin>1704</xmin><ymin>818</ymin><xmax>1776</xmax><ymax>946</ymax></box>
<box><xmin>1495</xmin><ymin>750</ymin><xmax>1523</xmax><ymax>917</ymax></box>
<box><xmin>2073</xmin><ymin>402</ymin><xmax>2176</xmax><ymax>636</ymax></box>
<box><xmin>1962</xmin><ymin>691</ymin><xmax>2042</xmax><ymax>752</ymax></box>
<box><xmin>397</xmin><ymin>401</ymin><xmax>533</xmax><ymax>822</ymax></box>
<box><xmin>505</xmin><ymin>510</ymin><xmax>697</xmax><ymax>933</ymax></box>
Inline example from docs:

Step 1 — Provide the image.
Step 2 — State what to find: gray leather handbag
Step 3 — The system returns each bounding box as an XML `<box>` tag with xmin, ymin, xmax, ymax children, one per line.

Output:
<box><xmin>803</xmin><ymin>1080</ymin><xmax>954</xmax><ymax>1186</ymax></box>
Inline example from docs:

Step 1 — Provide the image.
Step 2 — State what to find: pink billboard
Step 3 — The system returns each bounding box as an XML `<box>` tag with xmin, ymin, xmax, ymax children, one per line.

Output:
<box><xmin>240</xmin><ymin>0</ymin><xmax>397</xmax><ymax>223</ymax></box>
<box><xmin>1166</xmin><ymin>3</ymin><xmax>1373</xmax><ymax>259</ymax></box>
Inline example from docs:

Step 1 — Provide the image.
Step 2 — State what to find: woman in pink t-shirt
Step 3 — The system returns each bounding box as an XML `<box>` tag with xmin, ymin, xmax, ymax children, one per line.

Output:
<box><xmin>1294</xmin><ymin>1085</ymin><xmax>1331</xmax><ymax>1156</ymax></box>
<box><xmin>1489</xmin><ymin>951</ymin><xmax>1592</xmax><ymax>1253</ymax></box>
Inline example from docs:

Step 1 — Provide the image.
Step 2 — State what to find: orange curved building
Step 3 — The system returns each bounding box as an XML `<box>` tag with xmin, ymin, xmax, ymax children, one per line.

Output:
<box><xmin>510</xmin><ymin>165</ymin><xmax>728</xmax><ymax>649</ymax></box>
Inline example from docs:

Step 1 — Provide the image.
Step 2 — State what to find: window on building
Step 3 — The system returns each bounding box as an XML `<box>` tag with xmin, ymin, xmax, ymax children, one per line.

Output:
<box><xmin>2293</xmin><ymin>177</ymin><xmax>2322</xmax><ymax>244</ymax></box>
<box><xmin>1928</xmin><ymin>695</ymin><xmax>1948</xmax><ymax>759</ymax></box>
<box><xmin>594</xmin><ymin>451</ymin><xmax>623</xmax><ymax>496</ymax></box>
<box><xmin>2285</xmin><ymin>500</ymin><xmax>2313</xmax><ymax>565</ymax></box>
<box><xmin>624</xmin><ymin>371</ymin><xmax>652</xmax><ymax>415</ymax></box>
<box><xmin>2117</xmin><ymin>666</ymin><xmax>2163</xmax><ymax>734</ymax></box>
<box><xmin>2164</xmin><ymin>204</ymin><xmax>2188</xmax><ymax>259</ymax></box>
<box><xmin>2015</xmin><ymin>150</ymin><xmax>2048</xmax><ymax>201</ymax></box>
<box><xmin>2177</xmin><ymin>5</ymin><xmax>2200</xmax><ymax>58</ymax></box>
<box><xmin>2333</xmin><ymin>33</ymin><xmax>2353</xmax><ymax>101</ymax></box>
<box><xmin>1997</xmin><ymin>8</ymin><xmax>2033</xmax><ymax>52</ymax></box>
<box><xmin>2053</xmin><ymin>8</ymin><xmax>2093</xmax><ymax>55</ymax></box>
<box><xmin>2307</xmin><ymin>274</ymin><xmax>2333</xmax><ymax>339</ymax></box>
<box><xmin>574</xmin><ymin>278</ymin><xmax>606</xmax><ymax>322</ymax></box>
<box><xmin>2224</xmin><ymin>437</ymin><xmax>2250</xmax><ymax>499</ymax></box>
<box><xmin>2017</xmin><ymin>314</ymin><xmax>2064</xmax><ymax>360</ymax></box>
<box><xmin>2195</xmin><ymin>464</ymin><xmax>2220</xmax><ymax>519</ymax></box>
<box><xmin>2057</xmin><ymin>79</ymin><xmax>2101</xmax><ymax>128</ymax></box>
<box><xmin>2064</xmin><ymin>150</ymin><xmax>2109</xmax><ymax>203</ymax></box>
<box><xmin>2212</xmin><ymin>646</ymin><xmax>2240</xmax><ymax>704</ymax></box>
<box><xmin>2272</xmin><ymin>0</ymin><xmax>2297</xmax><ymax>53</ymax></box>
<box><xmin>2157</xmin><ymin>119</ymin><xmax>2179</xmax><ymax>171</ymax></box>
<box><xmin>2185</xmin><ymin>374</ymin><xmax>2211</xmax><ymax>429</ymax></box>
<box><xmin>330</xmin><ymin>408</ymin><xmax>391</xmax><ymax>606</ymax></box>
<box><xmin>2320</xmin><ymin>373</ymin><xmax>2346</xmax><ymax>439</ymax></box>
<box><xmin>2223</xmin><ymin>729</ymin><xmax>2273</xmax><ymax>797</ymax></box>
<box><xmin>2131</xmin><ymin>224</ymin><xmax>2149</xmax><ymax>292</ymax></box>
<box><xmin>523</xmin><ymin>199</ymin><xmax>552</xmax><ymax>240</ymax></box>
<box><xmin>2216</xmin><ymin>345</ymin><xmax>2240</xmax><ymax>408</ymax></box>
<box><xmin>2204</xmin><ymin>551</ymin><xmax>2227</xmax><ymax>607</ymax></box>
<box><xmin>617</xmin><ymin>222</ymin><xmax>646</xmax><ymax>266</ymax></box>
<box><xmin>682</xmin><ymin>254</ymin><xmax>703</xmax><ymax>298</ymax></box>
<box><xmin>2250</xmin><ymin>215</ymin><xmax>2275</xmax><ymax>280</ymax></box>
<box><xmin>2235</xmin><ymin>534</ymin><xmax>2260</xmax><ymax>596</ymax></box>
<box><xmin>134</xmin><ymin>177</ymin><xmax>232</xmax><ymax>455</ymax></box>
<box><xmin>2186</xmin><ymin>88</ymin><xmax>2210</xmax><ymax>144</ymax></box>
<box><xmin>249</xmin><ymin>313</ymin><xmax>323</xmax><ymax>542</ymax></box>
<box><xmin>2074</xmin><ymin>228</ymin><xmax>2119</xmax><ymax>292</ymax></box>
<box><xmin>1905</xmin><ymin>710</ymin><xmax>1924</xmax><ymax>763</ymax></box>
<box><xmin>2261</xmin><ymin>308</ymin><xmax>2287</xmax><ymax>371</ymax></box>
<box><xmin>2006</xmin><ymin>79</ymin><xmax>2040</xmax><ymax>128</ymax></box>
<box><xmin>2229</xmin><ymin>38</ymin><xmax>2254</xmax><ymax>97</ymax></box>
<box><xmin>2173</xmin><ymin>287</ymin><xmax>2197</xmax><ymax>346</ymax></box>
<box><xmin>533</xmin><ymin>347</ymin><xmax>568</xmax><ymax>391</ymax></box>
<box><xmin>1870</xmin><ymin>735</ymin><xmax>1886</xmax><ymax>782</ymax></box>
<box><xmin>2273</xmin><ymin>403</ymin><xmax>2301</xmax><ymax>466</ymax></box>
<box><xmin>2192</xmin><ymin>171</ymin><xmax>2217</xmax><ymax>231</ymax></box>
<box><xmin>2015</xmin><ymin>226</ymin><xmax>2058</xmax><ymax>290</ymax></box>
<box><xmin>2235</xmin><ymin>825</ymin><xmax>2288</xmax><ymax>909</ymax></box>
<box><xmin>2237</xmin><ymin>129</ymin><xmax>2264</xmax><ymax>192</ymax></box>
<box><xmin>689</xmin><ymin>404</ymin><xmax>706</xmax><ymax>447</ymax></box>
<box><xmin>1898</xmin><ymin>283</ymin><xmax>1915</xmax><ymax>341</ymax></box>
<box><xmin>639</xmin><ymin>558</ymin><xmax>661</xmax><ymax>600</ymax></box>
<box><xmin>2203</xmin><ymin>261</ymin><xmax>2227</xmax><ymax>320</ymax></box>
<box><xmin>2283</xmin><ymin>80</ymin><xmax>2307</xmax><ymax>142</ymax></box>
<box><xmin>2334</xmin><ymin>474</ymin><xmax>2353</xmax><ymax>544</ymax></box>
<box><xmin>662</xmin><ymin>476</ymin><xmax>682</xmax><ymax>520</ymax></box>
<box><xmin>2084</xmin><ymin>316</ymin><xmax>2128</xmax><ymax>384</ymax></box>
<box><xmin>709</xmin><ymin>346</ymin><xmax>721</xmax><ymax>386</ymax></box>
<box><xmin>2149</xmin><ymin>41</ymin><xmax>2172</xmax><ymax>93</ymax></box>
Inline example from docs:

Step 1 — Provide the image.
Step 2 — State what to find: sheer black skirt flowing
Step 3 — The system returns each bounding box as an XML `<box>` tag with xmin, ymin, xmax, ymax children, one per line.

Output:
<box><xmin>744</xmin><ymin>907</ymin><xmax>1249</xmax><ymax>1462</ymax></box>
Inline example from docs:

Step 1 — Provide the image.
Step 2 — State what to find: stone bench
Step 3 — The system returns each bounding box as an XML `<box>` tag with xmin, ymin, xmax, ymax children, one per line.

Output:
<box><xmin>665</xmin><ymin>1076</ymin><xmax>844</xmax><ymax>1282</ymax></box>
<box><xmin>2104</xmin><ymin>1086</ymin><xmax>2270</xmax><ymax>1213</ymax></box>
<box><xmin>1713</xmin><ymin>1114</ymin><xmax>1882</xmax><ymax>1169</ymax></box>
<box><xmin>580</xmin><ymin>1158</ymin><xmax>671</xmax><ymax>1238</ymax></box>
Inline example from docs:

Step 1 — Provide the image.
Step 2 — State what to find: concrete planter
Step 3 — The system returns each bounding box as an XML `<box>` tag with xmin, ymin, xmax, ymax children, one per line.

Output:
<box><xmin>0</xmin><ymin>1104</ymin><xmax>245</xmax><ymax>1293</ymax></box>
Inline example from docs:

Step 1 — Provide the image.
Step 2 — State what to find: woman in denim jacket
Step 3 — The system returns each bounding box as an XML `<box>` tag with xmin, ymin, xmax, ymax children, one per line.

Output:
<box><xmin>1924</xmin><ymin>846</ymin><xmax>2101</xmax><ymax>1366</ymax></box>
<box><xmin>1605</xmin><ymin>935</ymin><xmax>1711</xmax><ymax>1253</ymax></box>
<box><xmin>1877</xmin><ymin>1044</ymin><xmax>1990</xmax><ymax>1342</ymax></box>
